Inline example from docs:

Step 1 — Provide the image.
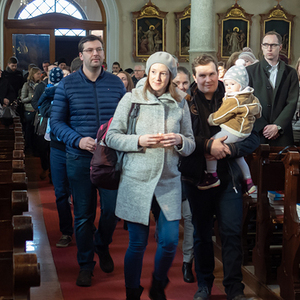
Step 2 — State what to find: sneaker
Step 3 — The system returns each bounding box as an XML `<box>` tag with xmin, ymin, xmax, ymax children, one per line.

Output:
<box><xmin>56</xmin><ymin>235</ymin><xmax>72</xmax><ymax>248</ymax></box>
<box><xmin>96</xmin><ymin>248</ymin><xmax>114</xmax><ymax>273</ymax></box>
<box><xmin>76</xmin><ymin>270</ymin><xmax>93</xmax><ymax>287</ymax></box>
<box><xmin>193</xmin><ymin>286</ymin><xmax>210</xmax><ymax>300</ymax></box>
<box><xmin>231</xmin><ymin>295</ymin><xmax>247</xmax><ymax>300</ymax></box>
<box><xmin>197</xmin><ymin>173</ymin><xmax>220</xmax><ymax>190</ymax></box>
<box><xmin>245</xmin><ymin>179</ymin><xmax>256</xmax><ymax>195</ymax></box>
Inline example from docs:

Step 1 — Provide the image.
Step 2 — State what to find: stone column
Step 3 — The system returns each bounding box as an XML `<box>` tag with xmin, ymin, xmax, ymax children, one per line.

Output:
<box><xmin>189</xmin><ymin>0</ymin><xmax>216</xmax><ymax>64</ymax></box>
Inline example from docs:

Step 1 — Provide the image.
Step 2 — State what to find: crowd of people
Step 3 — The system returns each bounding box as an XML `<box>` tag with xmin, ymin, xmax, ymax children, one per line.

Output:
<box><xmin>1</xmin><ymin>30</ymin><xmax>300</xmax><ymax>300</ymax></box>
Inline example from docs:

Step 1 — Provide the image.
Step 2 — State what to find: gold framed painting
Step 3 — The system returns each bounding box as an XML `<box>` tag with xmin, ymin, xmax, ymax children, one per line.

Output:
<box><xmin>175</xmin><ymin>4</ymin><xmax>190</xmax><ymax>63</ymax></box>
<box><xmin>132</xmin><ymin>1</ymin><xmax>167</xmax><ymax>62</ymax></box>
<box><xmin>217</xmin><ymin>3</ymin><xmax>253</xmax><ymax>61</ymax></box>
<box><xmin>260</xmin><ymin>4</ymin><xmax>295</xmax><ymax>64</ymax></box>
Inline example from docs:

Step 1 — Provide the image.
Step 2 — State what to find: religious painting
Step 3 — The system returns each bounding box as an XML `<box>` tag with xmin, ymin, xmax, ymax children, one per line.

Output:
<box><xmin>175</xmin><ymin>4</ymin><xmax>190</xmax><ymax>62</ymax></box>
<box><xmin>260</xmin><ymin>4</ymin><xmax>294</xmax><ymax>63</ymax></box>
<box><xmin>12</xmin><ymin>34</ymin><xmax>50</xmax><ymax>71</ymax></box>
<box><xmin>132</xmin><ymin>1</ymin><xmax>167</xmax><ymax>62</ymax></box>
<box><xmin>217</xmin><ymin>3</ymin><xmax>253</xmax><ymax>61</ymax></box>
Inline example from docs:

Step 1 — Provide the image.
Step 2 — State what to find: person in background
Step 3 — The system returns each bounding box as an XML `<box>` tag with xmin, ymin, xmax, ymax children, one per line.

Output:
<box><xmin>132</xmin><ymin>64</ymin><xmax>146</xmax><ymax>87</ymax></box>
<box><xmin>2</xmin><ymin>56</ymin><xmax>24</xmax><ymax>100</ymax></box>
<box><xmin>217</xmin><ymin>61</ymin><xmax>226</xmax><ymax>81</ymax></box>
<box><xmin>238</xmin><ymin>52</ymin><xmax>258</xmax><ymax>67</ymax></box>
<box><xmin>24</xmin><ymin>63</ymin><xmax>37</xmax><ymax>81</ymax></box>
<box><xmin>42</xmin><ymin>60</ymin><xmax>50</xmax><ymax>73</ymax></box>
<box><xmin>226</xmin><ymin>51</ymin><xmax>242</xmax><ymax>70</ymax></box>
<box><xmin>0</xmin><ymin>65</ymin><xmax>15</xmax><ymax>107</ymax></box>
<box><xmin>57</xmin><ymin>58</ymin><xmax>67</xmax><ymax>70</ymax></box>
<box><xmin>173</xmin><ymin>66</ymin><xmax>195</xmax><ymax>284</ymax></box>
<box><xmin>70</xmin><ymin>57</ymin><xmax>83</xmax><ymax>73</ymax></box>
<box><xmin>292</xmin><ymin>57</ymin><xmax>300</xmax><ymax>145</ymax></box>
<box><xmin>51</xmin><ymin>35</ymin><xmax>126</xmax><ymax>287</ymax></box>
<box><xmin>106</xmin><ymin>51</ymin><xmax>195</xmax><ymax>300</ymax></box>
<box><xmin>38</xmin><ymin>67</ymin><xmax>74</xmax><ymax>248</ymax></box>
<box><xmin>21</xmin><ymin>67</ymin><xmax>41</xmax><ymax>154</ymax></box>
<box><xmin>63</xmin><ymin>69</ymin><xmax>70</xmax><ymax>77</ymax></box>
<box><xmin>112</xmin><ymin>61</ymin><xmax>122</xmax><ymax>73</ymax></box>
<box><xmin>247</xmin><ymin>31</ymin><xmax>299</xmax><ymax>146</ymax></box>
<box><xmin>102</xmin><ymin>62</ymin><xmax>108</xmax><ymax>71</ymax></box>
<box><xmin>180</xmin><ymin>54</ymin><xmax>260</xmax><ymax>300</ymax></box>
<box><xmin>117</xmin><ymin>71</ymin><xmax>134</xmax><ymax>92</ymax></box>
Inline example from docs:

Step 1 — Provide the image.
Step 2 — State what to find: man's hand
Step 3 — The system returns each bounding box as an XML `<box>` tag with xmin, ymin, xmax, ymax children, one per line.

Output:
<box><xmin>263</xmin><ymin>124</ymin><xmax>279</xmax><ymax>140</ymax></box>
<box><xmin>210</xmin><ymin>136</ymin><xmax>230</xmax><ymax>160</ymax></box>
<box><xmin>79</xmin><ymin>137</ymin><xmax>96</xmax><ymax>152</ymax></box>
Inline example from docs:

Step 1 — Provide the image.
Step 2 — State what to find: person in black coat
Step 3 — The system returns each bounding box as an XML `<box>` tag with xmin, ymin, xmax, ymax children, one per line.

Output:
<box><xmin>0</xmin><ymin>67</ymin><xmax>15</xmax><ymax>107</ymax></box>
<box><xmin>247</xmin><ymin>31</ymin><xmax>299</xmax><ymax>146</ymax></box>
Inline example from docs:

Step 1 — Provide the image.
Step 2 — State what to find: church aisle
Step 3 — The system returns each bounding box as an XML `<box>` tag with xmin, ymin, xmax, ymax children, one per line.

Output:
<box><xmin>24</xmin><ymin>156</ymin><xmax>260</xmax><ymax>300</ymax></box>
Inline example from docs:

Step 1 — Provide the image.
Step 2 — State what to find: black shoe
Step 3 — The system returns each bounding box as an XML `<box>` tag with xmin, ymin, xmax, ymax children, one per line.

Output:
<box><xmin>96</xmin><ymin>248</ymin><xmax>114</xmax><ymax>273</ymax></box>
<box><xmin>126</xmin><ymin>286</ymin><xmax>144</xmax><ymax>300</ymax></box>
<box><xmin>56</xmin><ymin>235</ymin><xmax>72</xmax><ymax>248</ymax></box>
<box><xmin>149</xmin><ymin>274</ymin><xmax>169</xmax><ymax>300</ymax></box>
<box><xmin>182</xmin><ymin>262</ymin><xmax>195</xmax><ymax>283</ymax></box>
<box><xmin>76</xmin><ymin>270</ymin><xmax>93</xmax><ymax>287</ymax></box>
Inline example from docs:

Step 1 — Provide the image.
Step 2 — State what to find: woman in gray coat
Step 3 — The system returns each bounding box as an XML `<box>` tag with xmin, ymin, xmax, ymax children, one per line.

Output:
<box><xmin>106</xmin><ymin>52</ymin><xmax>195</xmax><ymax>300</ymax></box>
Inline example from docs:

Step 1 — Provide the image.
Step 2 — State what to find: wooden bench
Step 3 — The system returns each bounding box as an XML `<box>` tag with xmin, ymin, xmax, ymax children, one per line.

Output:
<box><xmin>0</xmin><ymin>122</ymin><xmax>40</xmax><ymax>299</ymax></box>
<box><xmin>277</xmin><ymin>151</ymin><xmax>300</xmax><ymax>299</ymax></box>
<box><xmin>251</xmin><ymin>145</ymin><xmax>287</xmax><ymax>284</ymax></box>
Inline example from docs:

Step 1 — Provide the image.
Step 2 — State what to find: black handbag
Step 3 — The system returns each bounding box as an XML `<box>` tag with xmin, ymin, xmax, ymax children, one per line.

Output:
<box><xmin>90</xmin><ymin>103</ymin><xmax>140</xmax><ymax>190</ymax></box>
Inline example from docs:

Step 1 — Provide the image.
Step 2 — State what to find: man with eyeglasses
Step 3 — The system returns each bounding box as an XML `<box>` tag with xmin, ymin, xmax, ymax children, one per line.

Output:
<box><xmin>51</xmin><ymin>35</ymin><xmax>126</xmax><ymax>287</ymax></box>
<box><xmin>132</xmin><ymin>64</ymin><xmax>146</xmax><ymax>87</ymax></box>
<box><xmin>247</xmin><ymin>30</ymin><xmax>298</xmax><ymax>146</ymax></box>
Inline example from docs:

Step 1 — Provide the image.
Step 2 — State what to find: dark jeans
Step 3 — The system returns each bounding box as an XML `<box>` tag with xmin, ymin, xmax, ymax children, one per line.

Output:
<box><xmin>125</xmin><ymin>210</ymin><xmax>179</xmax><ymax>288</ymax></box>
<box><xmin>50</xmin><ymin>147</ymin><xmax>72</xmax><ymax>236</ymax></box>
<box><xmin>183</xmin><ymin>180</ymin><xmax>245</xmax><ymax>299</ymax></box>
<box><xmin>66</xmin><ymin>153</ymin><xmax>118</xmax><ymax>271</ymax></box>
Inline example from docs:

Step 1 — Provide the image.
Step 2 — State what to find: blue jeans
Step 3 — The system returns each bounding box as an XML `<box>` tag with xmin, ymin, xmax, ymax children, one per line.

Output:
<box><xmin>124</xmin><ymin>210</ymin><xmax>179</xmax><ymax>288</ymax></box>
<box><xmin>183</xmin><ymin>180</ymin><xmax>245</xmax><ymax>299</ymax></box>
<box><xmin>50</xmin><ymin>147</ymin><xmax>72</xmax><ymax>236</ymax></box>
<box><xmin>66</xmin><ymin>153</ymin><xmax>118</xmax><ymax>271</ymax></box>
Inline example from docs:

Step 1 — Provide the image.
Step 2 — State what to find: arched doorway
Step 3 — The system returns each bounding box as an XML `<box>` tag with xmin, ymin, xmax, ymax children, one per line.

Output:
<box><xmin>0</xmin><ymin>0</ymin><xmax>119</xmax><ymax>69</ymax></box>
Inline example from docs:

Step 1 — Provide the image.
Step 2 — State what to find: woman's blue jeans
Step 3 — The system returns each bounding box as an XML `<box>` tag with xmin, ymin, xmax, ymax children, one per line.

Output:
<box><xmin>124</xmin><ymin>210</ymin><xmax>179</xmax><ymax>288</ymax></box>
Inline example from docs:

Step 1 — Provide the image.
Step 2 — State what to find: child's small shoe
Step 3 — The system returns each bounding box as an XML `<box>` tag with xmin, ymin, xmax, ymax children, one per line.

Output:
<box><xmin>197</xmin><ymin>173</ymin><xmax>220</xmax><ymax>190</ymax></box>
<box><xmin>245</xmin><ymin>179</ymin><xmax>256</xmax><ymax>195</ymax></box>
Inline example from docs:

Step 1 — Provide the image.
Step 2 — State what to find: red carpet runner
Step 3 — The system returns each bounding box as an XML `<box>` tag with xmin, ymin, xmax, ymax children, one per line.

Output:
<box><xmin>38</xmin><ymin>181</ymin><xmax>226</xmax><ymax>300</ymax></box>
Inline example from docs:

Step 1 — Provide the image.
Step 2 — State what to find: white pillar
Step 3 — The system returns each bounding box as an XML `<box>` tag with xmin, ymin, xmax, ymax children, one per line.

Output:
<box><xmin>189</xmin><ymin>0</ymin><xmax>216</xmax><ymax>64</ymax></box>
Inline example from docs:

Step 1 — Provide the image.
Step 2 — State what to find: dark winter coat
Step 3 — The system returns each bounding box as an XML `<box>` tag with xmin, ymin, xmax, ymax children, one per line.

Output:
<box><xmin>50</xmin><ymin>67</ymin><xmax>126</xmax><ymax>157</ymax></box>
<box><xmin>179</xmin><ymin>80</ymin><xmax>260</xmax><ymax>187</ymax></box>
<box><xmin>247</xmin><ymin>58</ymin><xmax>299</xmax><ymax>146</ymax></box>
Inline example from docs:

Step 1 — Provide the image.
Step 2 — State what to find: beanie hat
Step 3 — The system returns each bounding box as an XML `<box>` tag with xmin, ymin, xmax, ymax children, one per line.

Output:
<box><xmin>49</xmin><ymin>67</ymin><xmax>64</xmax><ymax>84</ymax></box>
<box><xmin>146</xmin><ymin>52</ymin><xmax>177</xmax><ymax>79</ymax></box>
<box><xmin>57</xmin><ymin>57</ymin><xmax>67</xmax><ymax>65</ymax></box>
<box><xmin>238</xmin><ymin>52</ymin><xmax>258</xmax><ymax>64</ymax></box>
<box><xmin>223</xmin><ymin>63</ymin><xmax>249</xmax><ymax>90</ymax></box>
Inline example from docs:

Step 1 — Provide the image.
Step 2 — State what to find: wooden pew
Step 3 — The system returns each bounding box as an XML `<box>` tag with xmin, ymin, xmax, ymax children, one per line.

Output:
<box><xmin>0</xmin><ymin>122</ymin><xmax>40</xmax><ymax>299</ymax></box>
<box><xmin>277</xmin><ymin>151</ymin><xmax>300</xmax><ymax>300</ymax></box>
<box><xmin>251</xmin><ymin>145</ymin><xmax>286</xmax><ymax>284</ymax></box>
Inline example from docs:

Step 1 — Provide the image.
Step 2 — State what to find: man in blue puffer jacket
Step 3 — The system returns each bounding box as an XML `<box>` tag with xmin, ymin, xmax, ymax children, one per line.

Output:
<box><xmin>51</xmin><ymin>35</ymin><xmax>126</xmax><ymax>287</ymax></box>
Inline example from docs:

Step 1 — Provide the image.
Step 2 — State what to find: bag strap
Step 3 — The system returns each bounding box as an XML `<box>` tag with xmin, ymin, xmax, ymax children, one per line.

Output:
<box><xmin>115</xmin><ymin>103</ymin><xmax>140</xmax><ymax>171</ymax></box>
<box><xmin>127</xmin><ymin>103</ymin><xmax>140</xmax><ymax>135</ymax></box>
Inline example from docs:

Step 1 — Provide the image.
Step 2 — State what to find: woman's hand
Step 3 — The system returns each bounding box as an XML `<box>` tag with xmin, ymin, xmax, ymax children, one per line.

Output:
<box><xmin>138</xmin><ymin>134</ymin><xmax>162</xmax><ymax>147</ymax></box>
<box><xmin>160</xmin><ymin>133</ymin><xmax>182</xmax><ymax>147</ymax></box>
